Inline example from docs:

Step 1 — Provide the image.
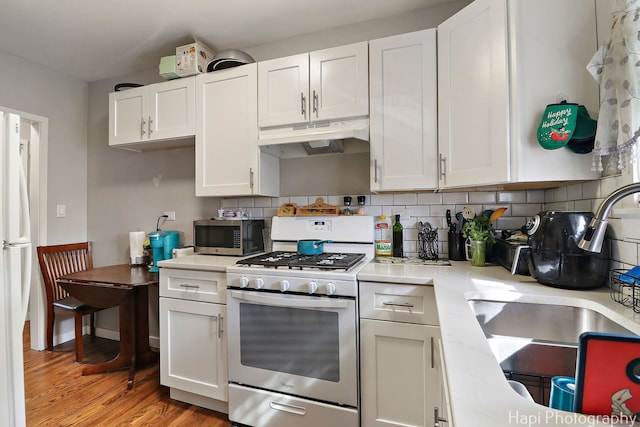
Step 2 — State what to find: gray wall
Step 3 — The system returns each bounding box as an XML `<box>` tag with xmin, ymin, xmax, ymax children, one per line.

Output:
<box><xmin>86</xmin><ymin>0</ymin><xmax>472</xmax><ymax>262</ymax></box>
<box><xmin>87</xmin><ymin>69</ymin><xmax>218</xmax><ymax>266</ymax></box>
<box><xmin>0</xmin><ymin>49</ymin><xmax>88</xmax><ymax>245</ymax></box>
<box><xmin>82</xmin><ymin>1</ymin><xmax>471</xmax><ymax>338</ymax></box>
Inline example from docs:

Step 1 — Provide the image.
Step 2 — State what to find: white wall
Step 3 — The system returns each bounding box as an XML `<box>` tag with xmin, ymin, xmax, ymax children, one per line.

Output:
<box><xmin>0</xmin><ymin>49</ymin><xmax>88</xmax><ymax>245</ymax></box>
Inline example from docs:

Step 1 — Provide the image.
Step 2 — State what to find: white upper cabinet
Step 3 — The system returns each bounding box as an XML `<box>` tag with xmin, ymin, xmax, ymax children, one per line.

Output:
<box><xmin>258</xmin><ymin>42</ymin><xmax>369</xmax><ymax>129</ymax></box>
<box><xmin>258</xmin><ymin>53</ymin><xmax>310</xmax><ymax>128</ymax></box>
<box><xmin>109</xmin><ymin>78</ymin><xmax>195</xmax><ymax>149</ymax></box>
<box><xmin>310</xmin><ymin>43</ymin><xmax>369</xmax><ymax>122</ymax></box>
<box><xmin>196</xmin><ymin>63</ymin><xmax>279</xmax><ymax>197</ymax></box>
<box><xmin>369</xmin><ymin>29</ymin><xmax>438</xmax><ymax>192</ymax></box>
<box><xmin>437</xmin><ymin>0</ymin><xmax>600</xmax><ymax>189</ymax></box>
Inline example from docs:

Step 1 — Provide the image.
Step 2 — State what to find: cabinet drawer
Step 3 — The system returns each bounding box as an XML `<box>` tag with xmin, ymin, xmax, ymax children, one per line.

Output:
<box><xmin>359</xmin><ymin>281</ymin><xmax>438</xmax><ymax>325</ymax></box>
<box><xmin>160</xmin><ymin>268</ymin><xmax>226</xmax><ymax>303</ymax></box>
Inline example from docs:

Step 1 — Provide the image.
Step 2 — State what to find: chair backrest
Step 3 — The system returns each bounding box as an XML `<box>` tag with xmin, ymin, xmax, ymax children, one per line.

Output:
<box><xmin>37</xmin><ymin>242</ymin><xmax>93</xmax><ymax>303</ymax></box>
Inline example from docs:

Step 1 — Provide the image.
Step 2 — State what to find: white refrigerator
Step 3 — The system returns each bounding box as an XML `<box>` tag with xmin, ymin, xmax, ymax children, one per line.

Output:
<box><xmin>0</xmin><ymin>111</ymin><xmax>32</xmax><ymax>427</ymax></box>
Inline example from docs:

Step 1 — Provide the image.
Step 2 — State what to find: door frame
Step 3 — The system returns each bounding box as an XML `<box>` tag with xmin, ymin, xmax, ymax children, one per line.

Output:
<box><xmin>3</xmin><ymin>106</ymin><xmax>49</xmax><ymax>350</ymax></box>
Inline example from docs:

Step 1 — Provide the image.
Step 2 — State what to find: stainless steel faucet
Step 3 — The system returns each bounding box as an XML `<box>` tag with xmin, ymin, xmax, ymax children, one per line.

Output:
<box><xmin>578</xmin><ymin>182</ymin><xmax>640</xmax><ymax>252</ymax></box>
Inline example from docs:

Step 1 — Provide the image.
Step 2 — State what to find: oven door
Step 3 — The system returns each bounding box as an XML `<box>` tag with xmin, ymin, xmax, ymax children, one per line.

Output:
<box><xmin>227</xmin><ymin>289</ymin><xmax>358</xmax><ymax>407</ymax></box>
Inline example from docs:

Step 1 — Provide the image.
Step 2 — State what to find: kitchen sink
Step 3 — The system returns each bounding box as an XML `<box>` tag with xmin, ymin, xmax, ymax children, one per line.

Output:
<box><xmin>468</xmin><ymin>299</ymin><xmax>636</xmax><ymax>405</ymax></box>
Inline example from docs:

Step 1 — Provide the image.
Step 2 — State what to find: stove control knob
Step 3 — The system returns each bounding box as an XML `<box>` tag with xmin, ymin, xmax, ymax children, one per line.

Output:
<box><xmin>239</xmin><ymin>277</ymin><xmax>249</xmax><ymax>288</ymax></box>
<box><xmin>325</xmin><ymin>283</ymin><xmax>336</xmax><ymax>296</ymax></box>
<box><xmin>254</xmin><ymin>277</ymin><xmax>265</xmax><ymax>289</ymax></box>
<box><xmin>308</xmin><ymin>281</ymin><xmax>318</xmax><ymax>294</ymax></box>
<box><xmin>280</xmin><ymin>280</ymin><xmax>291</xmax><ymax>292</ymax></box>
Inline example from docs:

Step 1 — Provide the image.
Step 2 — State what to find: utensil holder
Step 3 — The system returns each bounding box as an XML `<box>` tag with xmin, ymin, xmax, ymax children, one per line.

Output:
<box><xmin>448</xmin><ymin>231</ymin><xmax>466</xmax><ymax>261</ymax></box>
<box><xmin>418</xmin><ymin>229</ymin><xmax>438</xmax><ymax>260</ymax></box>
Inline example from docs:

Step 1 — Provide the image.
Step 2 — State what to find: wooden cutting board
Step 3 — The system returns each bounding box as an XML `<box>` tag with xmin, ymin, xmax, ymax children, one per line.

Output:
<box><xmin>574</xmin><ymin>332</ymin><xmax>640</xmax><ymax>415</ymax></box>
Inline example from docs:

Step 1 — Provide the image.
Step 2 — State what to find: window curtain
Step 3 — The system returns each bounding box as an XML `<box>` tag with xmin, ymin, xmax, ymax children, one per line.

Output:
<box><xmin>587</xmin><ymin>0</ymin><xmax>640</xmax><ymax>171</ymax></box>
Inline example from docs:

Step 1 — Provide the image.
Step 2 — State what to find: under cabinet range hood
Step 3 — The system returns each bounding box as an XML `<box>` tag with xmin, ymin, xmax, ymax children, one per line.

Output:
<box><xmin>258</xmin><ymin>117</ymin><xmax>369</xmax><ymax>149</ymax></box>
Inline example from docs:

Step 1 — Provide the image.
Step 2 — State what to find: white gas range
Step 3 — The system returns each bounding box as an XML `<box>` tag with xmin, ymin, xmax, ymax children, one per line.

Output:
<box><xmin>226</xmin><ymin>215</ymin><xmax>374</xmax><ymax>427</ymax></box>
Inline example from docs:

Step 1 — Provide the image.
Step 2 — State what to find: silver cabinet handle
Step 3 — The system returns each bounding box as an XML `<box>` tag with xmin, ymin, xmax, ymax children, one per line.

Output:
<box><xmin>249</xmin><ymin>168</ymin><xmax>254</xmax><ymax>191</ymax></box>
<box><xmin>148</xmin><ymin>116</ymin><xmax>153</xmax><ymax>136</ymax></box>
<box><xmin>439</xmin><ymin>154</ymin><xmax>446</xmax><ymax>181</ymax></box>
<box><xmin>217</xmin><ymin>314</ymin><xmax>224</xmax><ymax>339</ymax></box>
<box><xmin>374</xmin><ymin>159</ymin><xmax>379</xmax><ymax>183</ymax></box>
<box><xmin>140</xmin><ymin>119</ymin><xmax>146</xmax><ymax>138</ymax></box>
<box><xmin>434</xmin><ymin>407</ymin><xmax>448</xmax><ymax>427</ymax></box>
<box><xmin>431</xmin><ymin>336</ymin><xmax>435</xmax><ymax>369</ymax></box>
<box><xmin>312</xmin><ymin>90</ymin><xmax>318</xmax><ymax>116</ymax></box>
<box><xmin>179</xmin><ymin>284</ymin><xmax>200</xmax><ymax>289</ymax></box>
<box><xmin>301</xmin><ymin>92</ymin><xmax>306</xmax><ymax>117</ymax></box>
<box><xmin>382</xmin><ymin>301</ymin><xmax>414</xmax><ymax>308</ymax></box>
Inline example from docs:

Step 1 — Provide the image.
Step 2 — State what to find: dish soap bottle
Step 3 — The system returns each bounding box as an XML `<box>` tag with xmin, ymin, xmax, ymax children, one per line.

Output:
<box><xmin>393</xmin><ymin>214</ymin><xmax>404</xmax><ymax>258</ymax></box>
<box><xmin>374</xmin><ymin>215</ymin><xmax>392</xmax><ymax>256</ymax></box>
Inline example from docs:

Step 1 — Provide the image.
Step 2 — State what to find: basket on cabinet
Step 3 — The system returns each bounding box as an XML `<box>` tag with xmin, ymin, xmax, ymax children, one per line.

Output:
<box><xmin>610</xmin><ymin>269</ymin><xmax>640</xmax><ymax>313</ymax></box>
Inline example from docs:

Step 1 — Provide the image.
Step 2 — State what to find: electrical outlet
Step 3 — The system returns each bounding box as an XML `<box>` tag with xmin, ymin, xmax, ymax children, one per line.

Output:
<box><xmin>164</xmin><ymin>211</ymin><xmax>176</xmax><ymax>221</ymax></box>
<box><xmin>56</xmin><ymin>204</ymin><xmax>66</xmax><ymax>218</ymax></box>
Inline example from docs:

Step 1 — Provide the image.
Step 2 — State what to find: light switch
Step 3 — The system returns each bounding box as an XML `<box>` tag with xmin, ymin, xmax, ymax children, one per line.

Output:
<box><xmin>56</xmin><ymin>204</ymin><xmax>66</xmax><ymax>218</ymax></box>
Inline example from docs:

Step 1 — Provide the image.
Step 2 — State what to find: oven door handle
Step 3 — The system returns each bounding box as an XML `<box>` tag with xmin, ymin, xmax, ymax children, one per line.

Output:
<box><xmin>230</xmin><ymin>290</ymin><xmax>350</xmax><ymax>309</ymax></box>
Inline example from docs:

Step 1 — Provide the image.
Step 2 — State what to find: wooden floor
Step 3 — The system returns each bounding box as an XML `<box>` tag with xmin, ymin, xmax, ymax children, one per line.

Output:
<box><xmin>23</xmin><ymin>322</ymin><xmax>231</xmax><ymax>426</ymax></box>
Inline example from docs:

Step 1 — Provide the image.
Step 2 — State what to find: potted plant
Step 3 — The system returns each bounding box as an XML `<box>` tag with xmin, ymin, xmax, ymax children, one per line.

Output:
<box><xmin>462</xmin><ymin>215</ymin><xmax>496</xmax><ymax>266</ymax></box>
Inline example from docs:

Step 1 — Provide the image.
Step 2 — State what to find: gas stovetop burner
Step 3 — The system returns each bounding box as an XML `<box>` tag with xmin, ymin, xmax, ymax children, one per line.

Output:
<box><xmin>236</xmin><ymin>251</ymin><xmax>366</xmax><ymax>271</ymax></box>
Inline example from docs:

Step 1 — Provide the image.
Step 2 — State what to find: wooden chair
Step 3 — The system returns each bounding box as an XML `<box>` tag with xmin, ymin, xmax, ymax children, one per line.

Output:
<box><xmin>37</xmin><ymin>242</ymin><xmax>103</xmax><ymax>362</ymax></box>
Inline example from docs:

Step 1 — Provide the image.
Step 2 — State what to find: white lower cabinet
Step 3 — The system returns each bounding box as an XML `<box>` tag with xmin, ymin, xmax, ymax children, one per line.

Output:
<box><xmin>359</xmin><ymin>281</ymin><xmax>441</xmax><ymax>427</ymax></box>
<box><xmin>435</xmin><ymin>339</ymin><xmax>454</xmax><ymax>427</ymax></box>
<box><xmin>159</xmin><ymin>268</ymin><xmax>228</xmax><ymax>412</ymax></box>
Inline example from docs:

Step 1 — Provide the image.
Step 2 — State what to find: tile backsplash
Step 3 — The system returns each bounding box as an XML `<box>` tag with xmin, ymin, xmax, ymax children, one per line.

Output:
<box><xmin>223</xmin><ymin>175</ymin><xmax>639</xmax><ymax>273</ymax></box>
<box><xmin>222</xmin><ymin>190</ymin><xmax>546</xmax><ymax>259</ymax></box>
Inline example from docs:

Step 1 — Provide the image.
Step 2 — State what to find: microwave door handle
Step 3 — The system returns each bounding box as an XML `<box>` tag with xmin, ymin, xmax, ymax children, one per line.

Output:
<box><xmin>230</xmin><ymin>290</ymin><xmax>349</xmax><ymax>310</ymax></box>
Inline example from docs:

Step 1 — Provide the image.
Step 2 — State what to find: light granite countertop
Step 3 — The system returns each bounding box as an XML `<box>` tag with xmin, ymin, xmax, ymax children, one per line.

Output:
<box><xmin>358</xmin><ymin>261</ymin><xmax>640</xmax><ymax>427</ymax></box>
<box><xmin>158</xmin><ymin>255</ymin><xmax>640</xmax><ymax>426</ymax></box>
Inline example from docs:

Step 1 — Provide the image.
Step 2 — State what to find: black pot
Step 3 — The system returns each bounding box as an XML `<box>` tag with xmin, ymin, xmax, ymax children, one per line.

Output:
<box><xmin>525</xmin><ymin>211</ymin><xmax>610</xmax><ymax>289</ymax></box>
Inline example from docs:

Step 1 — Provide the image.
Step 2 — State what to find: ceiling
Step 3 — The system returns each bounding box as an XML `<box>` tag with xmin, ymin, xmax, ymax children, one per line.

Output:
<box><xmin>0</xmin><ymin>0</ymin><xmax>456</xmax><ymax>82</ymax></box>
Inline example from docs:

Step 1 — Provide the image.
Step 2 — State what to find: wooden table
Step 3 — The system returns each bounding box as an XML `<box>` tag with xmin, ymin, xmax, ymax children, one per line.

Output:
<box><xmin>57</xmin><ymin>264</ymin><xmax>159</xmax><ymax>389</ymax></box>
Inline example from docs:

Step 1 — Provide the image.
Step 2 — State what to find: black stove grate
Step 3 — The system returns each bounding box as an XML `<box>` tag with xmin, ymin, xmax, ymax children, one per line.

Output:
<box><xmin>236</xmin><ymin>251</ymin><xmax>366</xmax><ymax>271</ymax></box>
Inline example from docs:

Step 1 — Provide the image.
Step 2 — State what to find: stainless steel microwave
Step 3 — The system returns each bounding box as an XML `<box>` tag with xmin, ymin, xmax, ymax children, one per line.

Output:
<box><xmin>193</xmin><ymin>219</ymin><xmax>265</xmax><ymax>256</ymax></box>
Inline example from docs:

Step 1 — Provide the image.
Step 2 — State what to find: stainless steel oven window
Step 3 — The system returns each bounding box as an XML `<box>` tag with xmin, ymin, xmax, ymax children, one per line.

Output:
<box><xmin>238</xmin><ymin>302</ymin><xmax>341</xmax><ymax>382</ymax></box>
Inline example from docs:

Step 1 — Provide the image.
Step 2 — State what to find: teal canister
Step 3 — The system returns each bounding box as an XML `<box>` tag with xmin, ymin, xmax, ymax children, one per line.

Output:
<box><xmin>163</xmin><ymin>230</ymin><xmax>180</xmax><ymax>260</ymax></box>
<box><xmin>549</xmin><ymin>376</ymin><xmax>576</xmax><ymax>411</ymax></box>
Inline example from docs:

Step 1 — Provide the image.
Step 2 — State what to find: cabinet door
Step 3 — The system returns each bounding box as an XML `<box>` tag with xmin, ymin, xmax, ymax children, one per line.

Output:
<box><xmin>360</xmin><ymin>319</ymin><xmax>441</xmax><ymax>427</ymax></box>
<box><xmin>160</xmin><ymin>298</ymin><xmax>227</xmax><ymax>401</ymax></box>
<box><xmin>148</xmin><ymin>77</ymin><xmax>195</xmax><ymax>141</ymax></box>
<box><xmin>437</xmin><ymin>0</ymin><xmax>509</xmax><ymax>188</ymax></box>
<box><xmin>436</xmin><ymin>338</ymin><xmax>454</xmax><ymax>427</ymax></box>
<box><xmin>369</xmin><ymin>30</ymin><xmax>437</xmax><ymax>192</ymax></box>
<box><xmin>258</xmin><ymin>53</ymin><xmax>309</xmax><ymax>128</ymax></box>
<box><xmin>109</xmin><ymin>86</ymin><xmax>149</xmax><ymax>145</ymax></box>
<box><xmin>196</xmin><ymin>63</ymin><xmax>259</xmax><ymax>196</ymax></box>
<box><xmin>310</xmin><ymin>42</ymin><xmax>369</xmax><ymax>122</ymax></box>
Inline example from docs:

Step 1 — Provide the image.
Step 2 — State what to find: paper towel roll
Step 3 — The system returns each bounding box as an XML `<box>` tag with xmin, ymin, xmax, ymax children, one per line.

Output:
<box><xmin>129</xmin><ymin>231</ymin><xmax>146</xmax><ymax>265</ymax></box>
